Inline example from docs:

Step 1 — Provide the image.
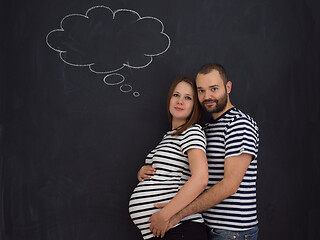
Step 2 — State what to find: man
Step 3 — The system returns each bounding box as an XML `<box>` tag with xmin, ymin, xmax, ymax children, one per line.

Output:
<box><xmin>149</xmin><ymin>63</ymin><xmax>259</xmax><ymax>239</ymax></box>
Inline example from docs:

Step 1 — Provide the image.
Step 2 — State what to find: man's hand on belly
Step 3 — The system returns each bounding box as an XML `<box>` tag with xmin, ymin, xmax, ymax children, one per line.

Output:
<box><xmin>149</xmin><ymin>210</ymin><xmax>170</xmax><ymax>238</ymax></box>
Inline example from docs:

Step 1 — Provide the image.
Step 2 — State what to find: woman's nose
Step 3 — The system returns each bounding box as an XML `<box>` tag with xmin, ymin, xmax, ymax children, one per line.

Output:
<box><xmin>177</xmin><ymin>97</ymin><xmax>183</xmax><ymax>104</ymax></box>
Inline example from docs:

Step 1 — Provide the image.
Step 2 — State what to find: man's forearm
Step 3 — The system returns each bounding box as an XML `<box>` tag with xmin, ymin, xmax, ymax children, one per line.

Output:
<box><xmin>177</xmin><ymin>178</ymin><xmax>235</xmax><ymax>219</ymax></box>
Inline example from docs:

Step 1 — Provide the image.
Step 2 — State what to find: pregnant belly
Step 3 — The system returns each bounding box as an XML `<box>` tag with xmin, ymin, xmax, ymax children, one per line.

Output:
<box><xmin>129</xmin><ymin>179</ymin><xmax>178</xmax><ymax>225</ymax></box>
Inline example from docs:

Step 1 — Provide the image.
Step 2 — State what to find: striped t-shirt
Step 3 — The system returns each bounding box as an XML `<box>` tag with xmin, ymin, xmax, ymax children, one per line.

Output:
<box><xmin>203</xmin><ymin>107</ymin><xmax>259</xmax><ymax>231</ymax></box>
<box><xmin>129</xmin><ymin>124</ymin><xmax>206</xmax><ymax>240</ymax></box>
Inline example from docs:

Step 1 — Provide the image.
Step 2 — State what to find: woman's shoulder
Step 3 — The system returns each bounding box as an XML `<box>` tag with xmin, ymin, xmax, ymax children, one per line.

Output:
<box><xmin>181</xmin><ymin>124</ymin><xmax>205</xmax><ymax>135</ymax></box>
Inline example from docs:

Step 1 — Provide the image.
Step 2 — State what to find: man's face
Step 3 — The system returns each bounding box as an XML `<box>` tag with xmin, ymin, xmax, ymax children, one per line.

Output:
<box><xmin>196</xmin><ymin>70</ymin><xmax>230</xmax><ymax>114</ymax></box>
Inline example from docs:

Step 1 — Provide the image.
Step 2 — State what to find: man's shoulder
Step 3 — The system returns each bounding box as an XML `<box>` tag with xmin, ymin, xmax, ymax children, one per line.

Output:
<box><xmin>227</xmin><ymin>109</ymin><xmax>259</xmax><ymax>137</ymax></box>
<box><xmin>232</xmin><ymin>108</ymin><xmax>254</xmax><ymax>121</ymax></box>
<box><xmin>204</xmin><ymin>108</ymin><xmax>258</xmax><ymax>132</ymax></box>
<box><xmin>205</xmin><ymin>107</ymin><xmax>255</xmax><ymax>124</ymax></box>
<box><xmin>231</xmin><ymin>108</ymin><xmax>257</xmax><ymax>125</ymax></box>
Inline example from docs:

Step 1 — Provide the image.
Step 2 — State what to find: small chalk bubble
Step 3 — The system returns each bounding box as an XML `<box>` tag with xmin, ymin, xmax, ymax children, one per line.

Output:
<box><xmin>120</xmin><ymin>84</ymin><xmax>132</xmax><ymax>93</ymax></box>
<box><xmin>103</xmin><ymin>73</ymin><xmax>125</xmax><ymax>85</ymax></box>
<box><xmin>133</xmin><ymin>92</ymin><xmax>140</xmax><ymax>97</ymax></box>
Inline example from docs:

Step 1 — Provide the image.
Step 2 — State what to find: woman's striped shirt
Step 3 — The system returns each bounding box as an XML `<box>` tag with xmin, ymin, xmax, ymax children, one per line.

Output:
<box><xmin>129</xmin><ymin>124</ymin><xmax>206</xmax><ymax>240</ymax></box>
<box><xmin>203</xmin><ymin>107</ymin><xmax>259</xmax><ymax>231</ymax></box>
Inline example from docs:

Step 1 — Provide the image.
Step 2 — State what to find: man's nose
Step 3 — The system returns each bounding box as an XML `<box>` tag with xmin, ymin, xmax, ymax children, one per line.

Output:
<box><xmin>204</xmin><ymin>91</ymin><xmax>211</xmax><ymax>100</ymax></box>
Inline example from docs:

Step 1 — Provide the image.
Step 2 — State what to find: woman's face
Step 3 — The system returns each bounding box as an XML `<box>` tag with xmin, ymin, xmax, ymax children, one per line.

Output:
<box><xmin>169</xmin><ymin>81</ymin><xmax>194</xmax><ymax>124</ymax></box>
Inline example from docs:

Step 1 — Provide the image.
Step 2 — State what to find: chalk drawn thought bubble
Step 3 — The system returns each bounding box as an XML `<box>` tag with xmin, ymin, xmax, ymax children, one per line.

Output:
<box><xmin>46</xmin><ymin>6</ymin><xmax>171</xmax><ymax>97</ymax></box>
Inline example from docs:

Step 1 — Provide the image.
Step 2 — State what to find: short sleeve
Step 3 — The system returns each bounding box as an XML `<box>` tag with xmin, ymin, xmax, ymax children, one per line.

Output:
<box><xmin>180</xmin><ymin>125</ymin><xmax>207</xmax><ymax>154</ymax></box>
<box><xmin>225</xmin><ymin>117</ymin><xmax>259</xmax><ymax>159</ymax></box>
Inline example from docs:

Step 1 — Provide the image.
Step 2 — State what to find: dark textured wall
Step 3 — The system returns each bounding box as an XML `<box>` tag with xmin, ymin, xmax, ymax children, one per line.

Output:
<box><xmin>1</xmin><ymin>0</ymin><xmax>319</xmax><ymax>239</ymax></box>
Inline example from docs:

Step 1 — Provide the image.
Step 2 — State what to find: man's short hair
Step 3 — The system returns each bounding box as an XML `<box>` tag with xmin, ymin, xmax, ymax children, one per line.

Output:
<box><xmin>197</xmin><ymin>63</ymin><xmax>228</xmax><ymax>84</ymax></box>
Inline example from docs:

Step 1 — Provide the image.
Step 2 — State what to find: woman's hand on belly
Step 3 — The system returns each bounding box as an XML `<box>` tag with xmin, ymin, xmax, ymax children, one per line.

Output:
<box><xmin>137</xmin><ymin>165</ymin><xmax>156</xmax><ymax>182</ymax></box>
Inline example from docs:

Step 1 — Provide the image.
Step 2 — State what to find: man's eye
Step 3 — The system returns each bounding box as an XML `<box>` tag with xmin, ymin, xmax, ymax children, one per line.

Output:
<box><xmin>198</xmin><ymin>90</ymin><xmax>204</xmax><ymax>93</ymax></box>
<box><xmin>211</xmin><ymin>88</ymin><xmax>217</xmax><ymax>91</ymax></box>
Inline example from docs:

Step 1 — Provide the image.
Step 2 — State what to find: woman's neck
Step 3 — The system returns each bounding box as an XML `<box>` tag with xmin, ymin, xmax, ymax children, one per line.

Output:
<box><xmin>171</xmin><ymin>119</ymin><xmax>186</xmax><ymax>130</ymax></box>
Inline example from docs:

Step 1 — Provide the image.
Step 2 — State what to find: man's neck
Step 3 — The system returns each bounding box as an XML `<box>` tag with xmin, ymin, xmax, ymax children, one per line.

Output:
<box><xmin>212</xmin><ymin>103</ymin><xmax>234</xmax><ymax>120</ymax></box>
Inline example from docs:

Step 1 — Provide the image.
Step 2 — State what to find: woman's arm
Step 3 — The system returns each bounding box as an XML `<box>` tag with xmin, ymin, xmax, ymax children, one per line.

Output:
<box><xmin>149</xmin><ymin>148</ymin><xmax>208</xmax><ymax>237</ymax></box>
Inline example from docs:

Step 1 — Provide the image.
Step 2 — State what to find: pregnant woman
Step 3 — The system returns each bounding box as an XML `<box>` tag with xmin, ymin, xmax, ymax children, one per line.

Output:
<box><xmin>129</xmin><ymin>76</ymin><xmax>208</xmax><ymax>240</ymax></box>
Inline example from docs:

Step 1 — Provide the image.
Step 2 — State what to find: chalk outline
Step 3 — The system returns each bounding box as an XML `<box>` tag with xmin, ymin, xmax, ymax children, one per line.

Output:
<box><xmin>133</xmin><ymin>92</ymin><xmax>140</xmax><ymax>97</ymax></box>
<box><xmin>45</xmin><ymin>5</ymin><xmax>171</xmax><ymax>75</ymax></box>
<box><xmin>103</xmin><ymin>73</ymin><xmax>125</xmax><ymax>85</ymax></box>
<box><xmin>120</xmin><ymin>84</ymin><xmax>133</xmax><ymax>93</ymax></box>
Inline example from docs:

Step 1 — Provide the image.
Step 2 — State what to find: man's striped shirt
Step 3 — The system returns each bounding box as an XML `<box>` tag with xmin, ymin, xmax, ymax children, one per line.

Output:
<box><xmin>203</xmin><ymin>107</ymin><xmax>259</xmax><ymax>231</ymax></box>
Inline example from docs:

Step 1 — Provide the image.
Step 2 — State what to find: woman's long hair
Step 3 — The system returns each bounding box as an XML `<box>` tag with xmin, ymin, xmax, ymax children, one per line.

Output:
<box><xmin>167</xmin><ymin>76</ymin><xmax>203</xmax><ymax>136</ymax></box>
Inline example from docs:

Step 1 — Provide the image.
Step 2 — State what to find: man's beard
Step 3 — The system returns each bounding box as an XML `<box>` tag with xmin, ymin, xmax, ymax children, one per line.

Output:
<box><xmin>201</xmin><ymin>92</ymin><xmax>228</xmax><ymax>114</ymax></box>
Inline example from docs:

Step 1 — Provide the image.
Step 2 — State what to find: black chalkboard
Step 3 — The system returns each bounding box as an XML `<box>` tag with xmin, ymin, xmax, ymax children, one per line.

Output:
<box><xmin>1</xmin><ymin>0</ymin><xmax>319</xmax><ymax>239</ymax></box>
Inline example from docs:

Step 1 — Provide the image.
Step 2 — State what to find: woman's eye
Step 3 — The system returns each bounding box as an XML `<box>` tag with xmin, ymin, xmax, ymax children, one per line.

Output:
<box><xmin>185</xmin><ymin>96</ymin><xmax>192</xmax><ymax>100</ymax></box>
<box><xmin>173</xmin><ymin>93</ymin><xmax>179</xmax><ymax>97</ymax></box>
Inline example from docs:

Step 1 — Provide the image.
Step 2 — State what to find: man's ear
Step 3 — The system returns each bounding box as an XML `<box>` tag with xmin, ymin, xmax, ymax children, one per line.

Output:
<box><xmin>226</xmin><ymin>81</ymin><xmax>232</xmax><ymax>94</ymax></box>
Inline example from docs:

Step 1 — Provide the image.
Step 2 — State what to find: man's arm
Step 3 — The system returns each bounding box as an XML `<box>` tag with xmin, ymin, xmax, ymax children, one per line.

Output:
<box><xmin>167</xmin><ymin>153</ymin><xmax>252</xmax><ymax>227</ymax></box>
